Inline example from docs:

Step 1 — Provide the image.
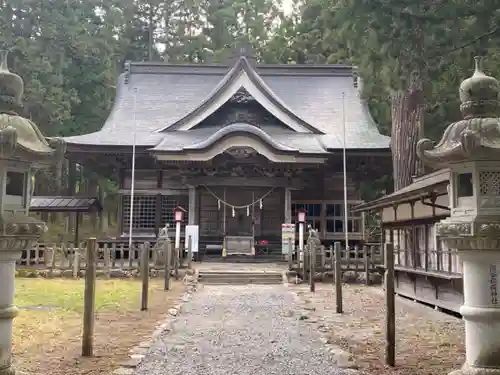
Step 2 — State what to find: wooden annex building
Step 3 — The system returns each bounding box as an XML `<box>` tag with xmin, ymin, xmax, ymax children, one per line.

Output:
<box><xmin>355</xmin><ymin>169</ymin><xmax>462</xmax><ymax>313</ymax></box>
<box><xmin>62</xmin><ymin>50</ymin><xmax>390</xmax><ymax>258</ymax></box>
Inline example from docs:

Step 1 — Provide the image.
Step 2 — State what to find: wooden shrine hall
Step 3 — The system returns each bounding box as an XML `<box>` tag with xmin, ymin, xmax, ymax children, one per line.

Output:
<box><xmin>62</xmin><ymin>51</ymin><xmax>391</xmax><ymax>258</ymax></box>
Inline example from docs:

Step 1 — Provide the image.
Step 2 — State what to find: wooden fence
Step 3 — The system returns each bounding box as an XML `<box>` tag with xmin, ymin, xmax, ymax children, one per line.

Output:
<box><xmin>289</xmin><ymin>243</ymin><xmax>383</xmax><ymax>279</ymax></box>
<box><xmin>16</xmin><ymin>240</ymin><xmax>185</xmax><ymax>277</ymax></box>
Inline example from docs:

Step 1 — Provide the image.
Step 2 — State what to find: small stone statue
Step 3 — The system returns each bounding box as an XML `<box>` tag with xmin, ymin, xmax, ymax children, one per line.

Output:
<box><xmin>307</xmin><ymin>225</ymin><xmax>321</xmax><ymax>247</ymax></box>
<box><xmin>157</xmin><ymin>223</ymin><xmax>170</xmax><ymax>240</ymax></box>
<box><xmin>154</xmin><ymin>223</ymin><xmax>170</xmax><ymax>266</ymax></box>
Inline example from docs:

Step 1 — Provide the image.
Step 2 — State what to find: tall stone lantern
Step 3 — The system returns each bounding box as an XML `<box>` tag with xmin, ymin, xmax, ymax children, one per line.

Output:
<box><xmin>0</xmin><ymin>50</ymin><xmax>65</xmax><ymax>375</ymax></box>
<box><xmin>417</xmin><ymin>56</ymin><xmax>500</xmax><ymax>375</ymax></box>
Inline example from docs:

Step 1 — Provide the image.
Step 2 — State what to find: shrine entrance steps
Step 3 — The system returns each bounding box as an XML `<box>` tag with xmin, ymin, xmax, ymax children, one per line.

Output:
<box><xmin>201</xmin><ymin>253</ymin><xmax>285</xmax><ymax>263</ymax></box>
<box><xmin>197</xmin><ymin>270</ymin><xmax>284</xmax><ymax>285</ymax></box>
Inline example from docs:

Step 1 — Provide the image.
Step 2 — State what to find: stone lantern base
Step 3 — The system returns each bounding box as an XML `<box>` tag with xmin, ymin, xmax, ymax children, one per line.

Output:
<box><xmin>0</xmin><ymin>213</ymin><xmax>46</xmax><ymax>375</ymax></box>
<box><xmin>438</xmin><ymin>218</ymin><xmax>500</xmax><ymax>375</ymax></box>
<box><xmin>451</xmin><ymin>365</ymin><xmax>500</xmax><ymax>375</ymax></box>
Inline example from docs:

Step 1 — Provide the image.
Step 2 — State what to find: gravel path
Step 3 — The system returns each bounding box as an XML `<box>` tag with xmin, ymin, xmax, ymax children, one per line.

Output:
<box><xmin>134</xmin><ymin>284</ymin><xmax>353</xmax><ymax>375</ymax></box>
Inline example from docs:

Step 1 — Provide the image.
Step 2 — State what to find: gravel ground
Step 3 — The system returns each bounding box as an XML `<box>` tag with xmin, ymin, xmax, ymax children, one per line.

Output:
<box><xmin>134</xmin><ymin>284</ymin><xmax>353</xmax><ymax>375</ymax></box>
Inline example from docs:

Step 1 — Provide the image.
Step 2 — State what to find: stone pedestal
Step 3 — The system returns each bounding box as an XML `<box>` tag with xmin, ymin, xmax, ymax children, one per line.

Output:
<box><xmin>450</xmin><ymin>250</ymin><xmax>500</xmax><ymax>375</ymax></box>
<box><xmin>437</xmin><ymin>219</ymin><xmax>500</xmax><ymax>375</ymax></box>
<box><xmin>0</xmin><ymin>215</ymin><xmax>47</xmax><ymax>375</ymax></box>
<box><xmin>0</xmin><ymin>248</ymin><xmax>20</xmax><ymax>375</ymax></box>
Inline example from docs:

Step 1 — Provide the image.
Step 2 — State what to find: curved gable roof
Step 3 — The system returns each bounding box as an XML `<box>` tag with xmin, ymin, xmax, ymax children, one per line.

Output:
<box><xmin>62</xmin><ymin>59</ymin><xmax>390</xmax><ymax>151</ymax></box>
<box><xmin>152</xmin><ymin>123</ymin><xmax>303</xmax><ymax>153</ymax></box>
<box><xmin>156</xmin><ymin>57</ymin><xmax>322</xmax><ymax>134</ymax></box>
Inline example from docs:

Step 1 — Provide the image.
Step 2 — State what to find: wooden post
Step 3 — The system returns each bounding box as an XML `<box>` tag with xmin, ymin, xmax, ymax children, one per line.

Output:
<box><xmin>364</xmin><ymin>245</ymin><xmax>370</xmax><ymax>286</ymax></box>
<box><xmin>72</xmin><ymin>250</ymin><xmax>81</xmax><ymax>279</ymax></box>
<box><xmin>309</xmin><ymin>240</ymin><xmax>316</xmax><ymax>292</ymax></box>
<box><xmin>330</xmin><ymin>244</ymin><xmax>334</xmax><ymax>279</ymax></box>
<box><xmin>164</xmin><ymin>240</ymin><xmax>171</xmax><ymax>291</ymax></box>
<box><xmin>187</xmin><ymin>235</ymin><xmax>193</xmax><ymax>269</ymax></box>
<box><xmin>334</xmin><ymin>242</ymin><xmax>343</xmax><ymax>314</ymax></box>
<box><xmin>384</xmin><ymin>242</ymin><xmax>395</xmax><ymax>366</ymax></box>
<box><xmin>103</xmin><ymin>245</ymin><xmax>111</xmax><ymax>278</ymax></box>
<box><xmin>82</xmin><ymin>238</ymin><xmax>97</xmax><ymax>357</ymax></box>
<box><xmin>141</xmin><ymin>242</ymin><xmax>150</xmax><ymax>311</ymax></box>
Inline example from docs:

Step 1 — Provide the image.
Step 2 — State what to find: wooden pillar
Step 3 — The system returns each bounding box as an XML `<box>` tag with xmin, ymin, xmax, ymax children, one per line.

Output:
<box><xmin>155</xmin><ymin>170</ymin><xmax>163</xmax><ymax>236</ymax></box>
<box><xmin>117</xmin><ymin>168</ymin><xmax>125</xmax><ymax>236</ymax></box>
<box><xmin>284</xmin><ymin>187</ymin><xmax>292</xmax><ymax>224</ymax></box>
<box><xmin>188</xmin><ymin>186</ymin><xmax>197</xmax><ymax>225</ymax></box>
<box><xmin>223</xmin><ymin>187</ymin><xmax>227</xmax><ymax>235</ymax></box>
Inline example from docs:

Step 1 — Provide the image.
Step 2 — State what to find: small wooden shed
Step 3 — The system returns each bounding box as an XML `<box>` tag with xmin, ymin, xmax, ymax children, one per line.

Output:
<box><xmin>354</xmin><ymin>169</ymin><xmax>463</xmax><ymax>314</ymax></box>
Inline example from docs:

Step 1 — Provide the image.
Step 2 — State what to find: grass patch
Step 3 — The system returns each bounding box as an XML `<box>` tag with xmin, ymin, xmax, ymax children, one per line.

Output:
<box><xmin>16</xmin><ymin>278</ymin><xmax>141</xmax><ymax>313</ymax></box>
<box><xmin>13</xmin><ymin>278</ymin><xmax>184</xmax><ymax>375</ymax></box>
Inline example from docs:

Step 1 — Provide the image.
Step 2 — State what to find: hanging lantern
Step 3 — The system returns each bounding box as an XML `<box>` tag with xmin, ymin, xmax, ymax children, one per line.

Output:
<box><xmin>232</xmin><ymin>207</ymin><xmax>235</xmax><ymax>217</ymax></box>
<box><xmin>259</xmin><ymin>199</ymin><xmax>263</xmax><ymax>209</ymax></box>
<box><xmin>217</xmin><ymin>199</ymin><xmax>221</xmax><ymax>210</ymax></box>
<box><xmin>247</xmin><ymin>206</ymin><xmax>250</xmax><ymax>216</ymax></box>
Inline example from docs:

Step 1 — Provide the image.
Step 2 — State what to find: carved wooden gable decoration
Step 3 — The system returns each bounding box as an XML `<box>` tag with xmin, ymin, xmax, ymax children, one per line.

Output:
<box><xmin>195</xmin><ymin>87</ymin><xmax>291</xmax><ymax>131</ymax></box>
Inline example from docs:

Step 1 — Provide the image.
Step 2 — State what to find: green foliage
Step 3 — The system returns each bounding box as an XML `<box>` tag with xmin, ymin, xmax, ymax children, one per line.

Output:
<box><xmin>4</xmin><ymin>0</ymin><xmax>500</xmax><ymax>199</ymax></box>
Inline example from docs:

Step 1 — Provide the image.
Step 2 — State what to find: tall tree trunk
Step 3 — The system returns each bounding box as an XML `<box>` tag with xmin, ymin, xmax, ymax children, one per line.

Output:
<box><xmin>390</xmin><ymin>80</ymin><xmax>425</xmax><ymax>191</ymax></box>
<box><xmin>148</xmin><ymin>4</ymin><xmax>154</xmax><ymax>61</ymax></box>
<box><xmin>391</xmin><ymin>78</ymin><xmax>425</xmax><ymax>269</ymax></box>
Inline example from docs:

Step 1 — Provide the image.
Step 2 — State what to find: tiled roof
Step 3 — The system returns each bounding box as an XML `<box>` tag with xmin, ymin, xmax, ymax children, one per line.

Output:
<box><xmin>63</xmin><ymin>58</ymin><xmax>390</xmax><ymax>152</ymax></box>
<box><xmin>30</xmin><ymin>196</ymin><xmax>102</xmax><ymax>212</ymax></box>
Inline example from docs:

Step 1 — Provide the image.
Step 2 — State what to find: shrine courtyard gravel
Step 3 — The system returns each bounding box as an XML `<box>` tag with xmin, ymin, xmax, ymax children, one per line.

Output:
<box><xmin>134</xmin><ymin>284</ymin><xmax>355</xmax><ymax>375</ymax></box>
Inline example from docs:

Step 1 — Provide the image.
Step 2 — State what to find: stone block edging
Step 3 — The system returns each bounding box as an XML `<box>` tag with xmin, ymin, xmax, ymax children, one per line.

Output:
<box><xmin>111</xmin><ymin>270</ymin><xmax>199</xmax><ymax>375</ymax></box>
<box><xmin>287</xmin><ymin>285</ymin><xmax>361</xmax><ymax>372</ymax></box>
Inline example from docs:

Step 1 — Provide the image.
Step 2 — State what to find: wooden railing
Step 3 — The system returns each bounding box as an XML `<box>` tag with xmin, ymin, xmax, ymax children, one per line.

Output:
<box><xmin>16</xmin><ymin>240</ymin><xmax>185</xmax><ymax>277</ymax></box>
<box><xmin>394</xmin><ymin>245</ymin><xmax>462</xmax><ymax>275</ymax></box>
<box><xmin>288</xmin><ymin>243</ymin><xmax>383</xmax><ymax>278</ymax></box>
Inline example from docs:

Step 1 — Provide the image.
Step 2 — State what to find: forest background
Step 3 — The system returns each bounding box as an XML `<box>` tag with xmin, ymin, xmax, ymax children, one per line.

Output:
<box><xmin>1</xmin><ymin>0</ymin><xmax>499</xmax><ymax>236</ymax></box>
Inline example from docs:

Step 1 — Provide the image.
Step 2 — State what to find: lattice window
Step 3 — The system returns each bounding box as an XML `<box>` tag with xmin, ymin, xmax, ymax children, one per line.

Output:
<box><xmin>161</xmin><ymin>195</ymin><xmax>189</xmax><ymax>227</ymax></box>
<box><xmin>479</xmin><ymin>171</ymin><xmax>500</xmax><ymax>196</ymax></box>
<box><xmin>122</xmin><ymin>195</ymin><xmax>156</xmax><ymax>230</ymax></box>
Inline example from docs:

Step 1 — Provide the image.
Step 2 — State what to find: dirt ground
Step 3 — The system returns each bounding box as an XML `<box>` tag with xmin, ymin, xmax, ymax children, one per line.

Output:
<box><xmin>292</xmin><ymin>283</ymin><xmax>465</xmax><ymax>375</ymax></box>
<box><xmin>13</xmin><ymin>278</ymin><xmax>185</xmax><ymax>375</ymax></box>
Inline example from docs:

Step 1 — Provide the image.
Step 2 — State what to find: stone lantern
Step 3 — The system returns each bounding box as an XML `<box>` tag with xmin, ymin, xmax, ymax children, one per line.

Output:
<box><xmin>417</xmin><ymin>56</ymin><xmax>500</xmax><ymax>375</ymax></box>
<box><xmin>0</xmin><ymin>50</ymin><xmax>64</xmax><ymax>375</ymax></box>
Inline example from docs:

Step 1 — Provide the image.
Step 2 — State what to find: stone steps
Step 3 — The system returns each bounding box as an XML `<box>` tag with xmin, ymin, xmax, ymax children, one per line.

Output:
<box><xmin>202</xmin><ymin>254</ymin><xmax>286</xmax><ymax>263</ymax></box>
<box><xmin>198</xmin><ymin>271</ymin><xmax>284</xmax><ymax>285</ymax></box>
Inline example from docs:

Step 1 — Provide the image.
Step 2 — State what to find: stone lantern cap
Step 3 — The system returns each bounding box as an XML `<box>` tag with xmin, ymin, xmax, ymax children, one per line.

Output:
<box><xmin>417</xmin><ymin>56</ymin><xmax>500</xmax><ymax>168</ymax></box>
<box><xmin>0</xmin><ymin>50</ymin><xmax>65</xmax><ymax>164</ymax></box>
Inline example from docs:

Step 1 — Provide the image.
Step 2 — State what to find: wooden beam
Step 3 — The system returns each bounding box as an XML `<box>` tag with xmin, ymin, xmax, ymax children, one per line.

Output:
<box><xmin>181</xmin><ymin>176</ymin><xmax>305</xmax><ymax>189</ymax></box>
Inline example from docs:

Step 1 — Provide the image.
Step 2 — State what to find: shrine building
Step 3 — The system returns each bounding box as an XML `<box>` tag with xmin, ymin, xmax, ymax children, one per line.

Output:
<box><xmin>62</xmin><ymin>52</ymin><xmax>390</xmax><ymax>257</ymax></box>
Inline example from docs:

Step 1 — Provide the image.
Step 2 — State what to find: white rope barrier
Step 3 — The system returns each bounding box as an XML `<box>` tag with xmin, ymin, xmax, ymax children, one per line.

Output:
<box><xmin>202</xmin><ymin>185</ymin><xmax>275</xmax><ymax>216</ymax></box>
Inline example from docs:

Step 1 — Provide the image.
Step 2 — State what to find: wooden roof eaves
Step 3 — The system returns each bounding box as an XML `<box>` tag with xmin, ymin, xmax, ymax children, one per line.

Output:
<box><xmin>353</xmin><ymin>183</ymin><xmax>449</xmax><ymax>213</ymax></box>
<box><xmin>382</xmin><ymin>214</ymin><xmax>449</xmax><ymax>228</ymax></box>
<box><xmin>155</xmin><ymin>57</ymin><xmax>324</xmax><ymax>134</ymax></box>
<box><xmin>326</xmin><ymin>149</ymin><xmax>391</xmax><ymax>155</ymax></box>
<box><xmin>65</xmin><ymin>144</ymin><xmax>152</xmax><ymax>154</ymax></box>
